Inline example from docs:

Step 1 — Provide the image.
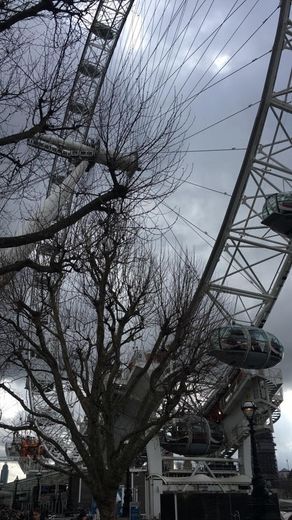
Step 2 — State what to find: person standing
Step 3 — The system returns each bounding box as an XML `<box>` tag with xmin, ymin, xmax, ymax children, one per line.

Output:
<box><xmin>77</xmin><ymin>511</ymin><xmax>88</xmax><ymax>520</ymax></box>
<box><xmin>29</xmin><ymin>508</ymin><xmax>47</xmax><ymax>520</ymax></box>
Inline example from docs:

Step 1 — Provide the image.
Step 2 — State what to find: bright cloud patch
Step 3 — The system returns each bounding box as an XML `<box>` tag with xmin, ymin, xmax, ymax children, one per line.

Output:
<box><xmin>213</xmin><ymin>54</ymin><xmax>230</xmax><ymax>72</ymax></box>
<box><xmin>0</xmin><ymin>385</ymin><xmax>22</xmax><ymax>422</ymax></box>
<box><xmin>125</xmin><ymin>11</ymin><xmax>144</xmax><ymax>51</ymax></box>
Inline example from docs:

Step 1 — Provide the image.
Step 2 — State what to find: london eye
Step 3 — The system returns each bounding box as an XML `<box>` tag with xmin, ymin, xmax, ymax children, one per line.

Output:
<box><xmin>0</xmin><ymin>1</ymin><xmax>291</xmax><ymax>516</ymax></box>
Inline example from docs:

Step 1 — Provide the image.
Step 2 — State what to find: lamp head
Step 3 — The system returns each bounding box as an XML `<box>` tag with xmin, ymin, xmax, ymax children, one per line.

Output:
<box><xmin>241</xmin><ymin>400</ymin><xmax>257</xmax><ymax>420</ymax></box>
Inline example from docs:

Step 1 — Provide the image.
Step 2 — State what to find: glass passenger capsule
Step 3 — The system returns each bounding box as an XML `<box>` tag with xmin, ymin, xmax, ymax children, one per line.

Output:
<box><xmin>262</xmin><ymin>192</ymin><xmax>292</xmax><ymax>237</ymax></box>
<box><xmin>79</xmin><ymin>60</ymin><xmax>101</xmax><ymax>78</ymax></box>
<box><xmin>91</xmin><ymin>21</ymin><xmax>115</xmax><ymax>40</ymax></box>
<box><xmin>210</xmin><ymin>325</ymin><xmax>283</xmax><ymax>369</ymax></box>
<box><xmin>5</xmin><ymin>433</ymin><xmax>47</xmax><ymax>459</ymax></box>
<box><xmin>161</xmin><ymin>416</ymin><xmax>224</xmax><ymax>456</ymax></box>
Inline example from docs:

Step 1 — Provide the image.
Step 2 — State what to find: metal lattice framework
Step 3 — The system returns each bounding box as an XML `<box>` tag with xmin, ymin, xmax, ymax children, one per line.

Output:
<box><xmin>31</xmin><ymin>0</ymin><xmax>135</xmax><ymax>193</ymax></box>
<box><xmin>198</xmin><ymin>0</ymin><xmax>292</xmax><ymax>451</ymax></box>
<box><xmin>192</xmin><ymin>0</ymin><xmax>292</xmax><ymax>328</ymax></box>
<box><xmin>23</xmin><ymin>0</ymin><xmax>136</xmax><ymax>468</ymax></box>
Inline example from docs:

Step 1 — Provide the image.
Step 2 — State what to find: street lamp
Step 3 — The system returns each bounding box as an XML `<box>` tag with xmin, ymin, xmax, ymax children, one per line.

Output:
<box><xmin>12</xmin><ymin>476</ymin><xmax>19</xmax><ymax>510</ymax></box>
<box><xmin>122</xmin><ymin>467</ymin><xmax>132</xmax><ymax>518</ymax></box>
<box><xmin>35</xmin><ymin>471</ymin><xmax>42</xmax><ymax>509</ymax></box>
<box><xmin>241</xmin><ymin>401</ymin><xmax>271</xmax><ymax>520</ymax></box>
<box><xmin>66</xmin><ymin>471</ymin><xmax>74</xmax><ymax>515</ymax></box>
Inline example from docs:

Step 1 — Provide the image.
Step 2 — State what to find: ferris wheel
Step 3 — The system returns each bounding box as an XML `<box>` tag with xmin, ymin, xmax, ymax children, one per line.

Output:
<box><xmin>156</xmin><ymin>8</ymin><xmax>291</xmax><ymax>491</ymax></box>
<box><xmin>159</xmin><ymin>0</ymin><xmax>292</xmax><ymax>465</ymax></box>
<box><xmin>3</xmin><ymin>0</ymin><xmax>292</xmax><ymax>478</ymax></box>
<box><xmin>195</xmin><ymin>0</ymin><xmax>292</xmax><ymax>456</ymax></box>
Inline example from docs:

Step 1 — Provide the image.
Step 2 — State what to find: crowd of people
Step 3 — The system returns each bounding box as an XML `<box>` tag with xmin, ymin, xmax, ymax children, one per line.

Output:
<box><xmin>0</xmin><ymin>505</ymin><xmax>26</xmax><ymax>520</ymax></box>
<box><xmin>0</xmin><ymin>506</ymin><xmax>92</xmax><ymax>520</ymax></box>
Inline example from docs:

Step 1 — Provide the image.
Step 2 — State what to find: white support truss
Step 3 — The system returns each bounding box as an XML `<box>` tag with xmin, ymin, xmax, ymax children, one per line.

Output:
<box><xmin>192</xmin><ymin>0</ymin><xmax>292</xmax><ymax>328</ymax></box>
<box><xmin>198</xmin><ymin>0</ymin><xmax>291</xmax><ymax>451</ymax></box>
<box><xmin>31</xmin><ymin>0</ymin><xmax>135</xmax><ymax>195</ymax></box>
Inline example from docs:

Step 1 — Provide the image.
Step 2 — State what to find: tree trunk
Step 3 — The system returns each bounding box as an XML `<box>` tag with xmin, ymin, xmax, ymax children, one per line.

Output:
<box><xmin>98</xmin><ymin>491</ymin><xmax>117</xmax><ymax>520</ymax></box>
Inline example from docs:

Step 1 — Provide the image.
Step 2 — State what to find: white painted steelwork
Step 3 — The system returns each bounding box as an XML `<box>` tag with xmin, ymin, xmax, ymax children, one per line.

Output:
<box><xmin>31</xmin><ymin>0</ymin><xmax>136</xmax><ymax>194</ymax></box>
<box><xmin>22</xmin><ymin>0</ymin><xmax>137</xmax><ymax>470</ymax></box>
<box><xmin>196</xmin><ymin>0</ymin><xmax>291</xmax><ymax>457</ymax></box>
<box><xmin>191</xmin><ymin>0</ymin><xmax>292</xmax><ymax>329</ymax></box>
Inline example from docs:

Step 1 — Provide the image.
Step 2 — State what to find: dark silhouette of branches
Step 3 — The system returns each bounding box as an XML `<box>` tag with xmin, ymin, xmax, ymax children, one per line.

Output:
<box><xmin>0</xmin><ymin>212</ymin><xmax>223</xmax><ymax>520</ymax></box>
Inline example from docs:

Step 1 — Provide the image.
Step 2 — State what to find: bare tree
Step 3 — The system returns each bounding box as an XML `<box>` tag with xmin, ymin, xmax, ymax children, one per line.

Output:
<box><xmin>0</xmin><ymin>8</ymin><xmax>217</xmax><ymax>519</ymax></box>
<box><xmin>0</xmin><ymin>1</ymin><xmax>189</xmax><ymax>277</ymax></box>
<box><xmin>0</xmin><ymin>74</ymin><xmax>186</xmax><ymax>287</ymax></box>
<box><xmin>0</xmin><ymin>2</ymin><xmax>94</xmax><ymax>270</ymax></box>
<box><xmin>0</xmin><ymin>2</ymin><xmax>123</xmax><ymax>256</ymax></box>
<box><xmin>0</xmin><ymin>211</ymin><xmax>222</xmax><ymax>520</ymax></box>
<box><xmin>0</xmin><ymin>2</ymin><xmax>94</xmax><ymax>158</ymax></box>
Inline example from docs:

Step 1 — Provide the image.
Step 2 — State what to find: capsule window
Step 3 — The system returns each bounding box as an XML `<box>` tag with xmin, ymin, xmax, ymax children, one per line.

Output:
<box><xmin>248</xmin><ymin>328</ymin><xmax>267</xmax><ymax>353</ymax></box>
<box><xmin>262</xmin><ymin>194</ymin><xmax>277</xmax><ymax>220</ymax></box>
<box><xmin>278</xmin><ymin>194</ymin><xmax>292</xmax><ymax>213</ymax></box>
<box><xmin>267</xmin><ymin>333</ymin><xmax>283</xmax><ymax>356</ymax></box>
<box><xmin>220</xmin><ymin>327</ymin><xmax>247</xmax><ymax>350</ymax></box>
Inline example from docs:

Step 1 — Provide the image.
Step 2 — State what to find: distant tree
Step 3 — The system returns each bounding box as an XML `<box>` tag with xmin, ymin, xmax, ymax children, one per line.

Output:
<box><xmin>0</xmin><ymin>210</ymin><xmax>222</xmax><ymax>520</ymax></box>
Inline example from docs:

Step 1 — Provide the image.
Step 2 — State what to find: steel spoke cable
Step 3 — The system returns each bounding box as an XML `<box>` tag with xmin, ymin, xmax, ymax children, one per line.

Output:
<box><xmin>156</xmin><ymin>0</ymin><xmax>246</xmax><ymax>113</ymax></box>
<box><xmin>102</xmin><ymin>1</ymin><xmax>272</xmax><ymax>158</ymax></box>
<box><xmin>96</xmin><ymin>3</ymin><xmax>193</xmax><ymax>144</ymax></box>
<box><xmin>170</xmin><ymin>100</ymin><xmax>259</xmax><ymax>146</ymax></box>
<box><xmin>162</xmin><ymin>202</ymin><xmax>216</xmax><ymax>245</ymax></box>
<box><xmin>163</xmin><ymin>147</ymin><xmax>245</xmax><ymax>153</ymax></box>
<box><xmin>107</xmin><ymin>0</ymin><xmax>160</xmax><ymax>82</ymax></box>
<box><xmin>129</xmin><ymin>0</ymin><xmax>205</xmax><ymax>130</ymax></box>
<box><xmin>146</xmin><ymin>2</ymin><xmax>192</xmax><ymax>91</ymax></box>
<box><xmin>143</xmin><ymin>6</ymin><xmax>277</xmax><ymax>133</ymax></box>
<box><xmin>134</xmin><ymin>42</ymin><xmax>272</xmax><ymax>144</ymax></box>
<box><xmin>151</xmin><ymin>208</ymin><xmax>202</xmax><ymax>281</ymax></box>
<box><xmin>190</xmin><ymin>49</ymin><xmax>272</xmax><ymax>98</ymax></box>
<box><xmin>114</xmin><ymin>46</ymin><xmax>270</xmax><ymax>150</ymax></box>
<box><xmin>191</xmin><ymin>7</ymin><xmax>279</xmax><ymax>102</ymax></box>
<box><xmin>132</xmin><ymin>50</ymin><xmax>271</xmax><ymax>146</ymax></box>
<box><xmin>108</xmin><ymin>0</ymin><xmax>213</xmax><ymax>131</ymax></box>
<box><xmin>140</xmin><ymin>4</ymin><xmax>278</xmax><ymax>146</ymax></box>
<box><xmin>183</xmin><ymin>0</ymin><xmax>262</xmax><ymax>95</ymax></box>
<box><xmin>129</xmin><ymin>0</ymin><xmax>201</xmax><ymax>86</ymax></box>
<box><xmin>143</xmin><ymin>0</ymin><xmax>245</xmax><ymax>96</ymax></box>
<box><xmin>160</xmin><ymin>202</ymin><xmax>268</xmax><ymax>290</ymax></box>
<box><xmin>111</xmin><ymin>0</ymin><xmax>192</xmax><ymax>93</ymax></box>
<box><xmin>172</xmin><ymin>6</ymin><xmax>279</xmax><ymax>124</ymax></box>
<box><xmin>142</xmin><ymin>0</ymin><xmax>216</xmax><ymax>122</ymax></box>
<box><xmin>169</xmin><ymin>178</ymin><xmax>232</xmax><ymax>197</ymax></box>
<box><xmin>143</xmin><ymin>0</ymin><xmax>192</xmax><ymax>101</ymax></box>
<box><xmin>139</xmin><ymin>0</ymin><xmax>251</xmax><ymax>119</ymax></box>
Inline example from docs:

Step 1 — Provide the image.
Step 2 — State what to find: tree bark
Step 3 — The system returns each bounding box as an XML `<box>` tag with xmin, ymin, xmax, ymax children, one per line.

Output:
<box><xmin>98</xmin><ymin>491</ymin><xmax>117</xmax><ymax>520</ymax></box>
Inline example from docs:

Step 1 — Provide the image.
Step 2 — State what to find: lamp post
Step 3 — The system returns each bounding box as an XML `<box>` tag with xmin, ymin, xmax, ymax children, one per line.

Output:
<box><xmin>122</xmin><ymin>467</ymin><xmax>132</xmax><ymax>518</ymax></box>
<box><xmin>241</xmin><ymin>401</ymin><xmax>271</xmax><ymax>520</ymax></box>
<box><xmin>12</xmin><ymin>476</ymin><xmax>19</xmax><ymax>510</ymax></box>
<box><xmin>35</xmin><ymin>471</ymin><xmax>42</xmax><ymax>509</ymax></box>
<box><xmin>66</xmin><ymin>471</ymin><xmax>74</xmax><ymax>515</ymax></box>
